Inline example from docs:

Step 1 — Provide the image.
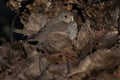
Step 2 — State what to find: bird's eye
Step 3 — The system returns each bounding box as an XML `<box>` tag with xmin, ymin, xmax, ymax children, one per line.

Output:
<box><xmin>64</xmin><ymin>15</ymin><xmax>67</xmax><ymax>18</ymax></box>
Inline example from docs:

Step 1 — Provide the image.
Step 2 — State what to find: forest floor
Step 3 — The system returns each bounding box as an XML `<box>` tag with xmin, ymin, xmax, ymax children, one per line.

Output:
<box><xmin>0</xmin><ymin>0</ymin><xmax>120</xmax><ymax>80</ymax></box>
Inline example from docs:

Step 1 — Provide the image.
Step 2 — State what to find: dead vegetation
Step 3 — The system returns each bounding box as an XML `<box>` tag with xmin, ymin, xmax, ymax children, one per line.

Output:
<box><xmin>0</xmin><ymin>0</ymin><xmax>120</xmax><ymax>80</ymax></box>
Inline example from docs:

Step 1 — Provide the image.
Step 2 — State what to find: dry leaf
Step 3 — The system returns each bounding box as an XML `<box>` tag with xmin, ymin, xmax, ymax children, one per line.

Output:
<box><xmin>67</xmin><ymin>48</ymin><xmax>120</xmax><ymax>79</ymax></box>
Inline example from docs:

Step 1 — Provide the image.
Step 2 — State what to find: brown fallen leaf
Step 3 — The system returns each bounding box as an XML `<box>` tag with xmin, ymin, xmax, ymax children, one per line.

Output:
<box><xmin>48</xmin><ymin>64</ymin><xmax>68</xmax><ymax>77</ymax></box>
<box><xmin>67</xmin><ymin>48</ymin><xmax>120</xmax><ymax>79</ymax></box>
<box><xmin>94</xmin><ymin>29</ymin><xmax>107</xmax><ymax>38</ymax></box>
<box><xmin>114</xmin><ymin>65</ymin><xmax>120</xmax><ymax>79</ymax></box>
<box><xmin>96</xmin><ymin>31</ymin><xmax>118</xmax><ymax>49</ymax></box>
<box><xmin>24</xmin><ymin>13</ymin><xmax>49</xmax><ymax>31</ymax></box>
<box><xmin>75</xmin><ymin>20</ymin><xmax>95</xmax><ymax>59</ymax></box>
<box><xmin>14</xmin><ymin>13</ymin><xmax>49</xmax><ymax>36</ymax></box>
<box><xmin>95</xmin><ymin>72</ymin><xmax>120</xmax><ymax>80</ymax></box>
<box><xmin>75</xmin><ymin>20</ymin><xmax>95</xmax><ymax>51</ymax></box>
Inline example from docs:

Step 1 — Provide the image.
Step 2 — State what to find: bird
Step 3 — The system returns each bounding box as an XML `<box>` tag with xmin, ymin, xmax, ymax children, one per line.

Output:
<box><xmin>28</xmin><ymin>10</ymin><xmax>78</xmax><ymax>53</ymax></box>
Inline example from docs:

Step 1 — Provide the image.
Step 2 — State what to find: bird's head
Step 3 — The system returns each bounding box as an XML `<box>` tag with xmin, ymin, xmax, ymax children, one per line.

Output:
<box><xmin>57</xmin><ymin>10</ymin><xmax>74</xmax><ymax>23</ymax></box>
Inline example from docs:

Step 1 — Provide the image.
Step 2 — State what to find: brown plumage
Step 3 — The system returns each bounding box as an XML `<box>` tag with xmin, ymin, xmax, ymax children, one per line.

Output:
<box><xmin>28</xmin><ymin>10</ymin><xmax>78</xmax><ymax>53</ymax></box>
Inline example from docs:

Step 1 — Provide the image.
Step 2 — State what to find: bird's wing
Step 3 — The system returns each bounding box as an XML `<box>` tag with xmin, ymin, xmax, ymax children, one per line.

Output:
<box><xmin>27</xmin><ymin>21</ymin><xmax>68</xmax><ymax>41</ymax></box>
